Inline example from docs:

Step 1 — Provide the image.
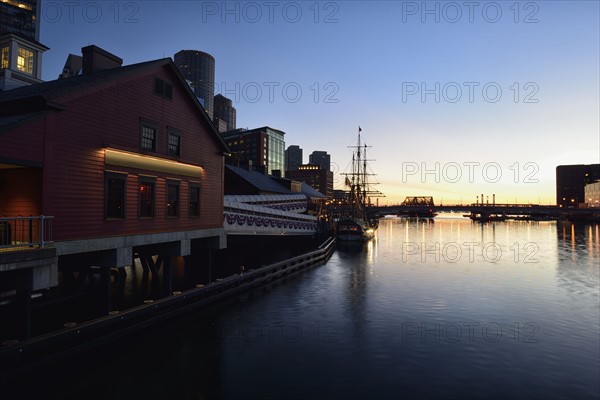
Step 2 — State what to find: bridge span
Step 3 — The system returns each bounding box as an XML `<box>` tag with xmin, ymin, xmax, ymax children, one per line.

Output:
<box><xmin>372</xmin><ymin>203</ymin><xmax>600</xmax><ymax>222</ymax></box>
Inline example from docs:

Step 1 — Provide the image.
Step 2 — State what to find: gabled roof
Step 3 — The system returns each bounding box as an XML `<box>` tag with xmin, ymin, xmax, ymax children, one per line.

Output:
<box><xmin>225</xmin><ymin>164</ymin><xmax>326</xmax><ymax>199</ymax></box>
<box><xmin>299</xmin><ymin>182</ymin><xmax>326</xmax><ymax>199</ymax></box>
<box><xmin>225</xmin><ymin>164</ymin><xmax>293</xmax><ymax>194</ymax></box>
<box><xmin>0</xmin><ymin>57</ymin><xmax>230</xmax><ymax>153</ymax></box>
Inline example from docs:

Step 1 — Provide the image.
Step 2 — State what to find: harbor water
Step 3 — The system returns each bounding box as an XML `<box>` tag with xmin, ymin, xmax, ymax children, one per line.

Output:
<box><xmin>17</xmin><ymin>216</ymin><xmax>600</xmax><ymax>399</ymax></box>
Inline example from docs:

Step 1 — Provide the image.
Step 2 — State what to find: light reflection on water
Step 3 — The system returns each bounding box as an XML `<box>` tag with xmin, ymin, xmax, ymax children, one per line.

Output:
<box><xmin>35</xmin><ymin>217</ymin><xmax>600</xmax><ymax>399</ymax></box>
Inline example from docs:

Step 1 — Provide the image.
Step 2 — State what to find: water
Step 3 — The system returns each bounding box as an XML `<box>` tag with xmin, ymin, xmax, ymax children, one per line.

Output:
<box><xmin>15</xmin><ymin>216</ymin><xmax>600</xmax><ymax>399</ymax></box>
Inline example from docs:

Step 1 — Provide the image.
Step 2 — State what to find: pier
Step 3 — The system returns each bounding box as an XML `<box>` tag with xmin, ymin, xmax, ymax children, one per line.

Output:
<box><xmin>0</xmin><ymin>237</ymin><xmax>335</xmax><ymax>379</ymax></box>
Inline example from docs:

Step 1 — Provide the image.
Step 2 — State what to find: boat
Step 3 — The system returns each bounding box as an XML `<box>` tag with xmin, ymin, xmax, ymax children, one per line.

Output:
<box><xmin>336</xmin><ymin>127</ymin><xmax>383</xmax><ymax>242</ymax></box>
<box><xmin>468</xmin><ymin>213</ymin><xmax>507</xmax><ymax>222</ymax></box>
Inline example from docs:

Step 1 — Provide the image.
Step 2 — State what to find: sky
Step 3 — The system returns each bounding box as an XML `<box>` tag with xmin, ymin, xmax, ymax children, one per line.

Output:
<box><xmin>39</xmin><ymin>0</ymin><xmax>599</xmax><ymax>205</ymax></box>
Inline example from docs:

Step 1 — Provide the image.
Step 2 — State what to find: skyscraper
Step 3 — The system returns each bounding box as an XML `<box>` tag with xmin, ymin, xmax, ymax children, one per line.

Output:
<box><xmin>174</xmin><ymin>50</ymin><xmax>215</xmax><ymax>118</ymax></box>
<box><xmin>309</xmin><ymin>151</ymin><xmax>331</xmax><ymax>171</ymax></box>
<box><xmin>0</xmin><ymin>0</ymin><xmax>47</xmax><ymax>91</ymax></box>
<box><xmin>285</xmin><ymin>145</ymin><xmax>303</xmax><ymax>171</ymax></box>
<box><xmin>221</xmin><ymin>126</ymin><xmax>286</xmax><ymax>176</ymax></box>
<box><xmin>213</xmin><ymin>93</ymin><xmax>236</xmax><ymax>132</ymax></box>
<box><xmin>0</xmin><ymin>0</ymin><xmax>40</xmax><ymax>41</ymax></box>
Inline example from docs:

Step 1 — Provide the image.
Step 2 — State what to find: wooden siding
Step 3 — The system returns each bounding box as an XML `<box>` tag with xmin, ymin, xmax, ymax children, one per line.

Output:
<box><xmin>2</xmin><ymin>64</ymin><xmax>225</xmax><ymax>241</ymax></box>
<box><xmin>0</xmin><ymin>167</ymin><xmax>42</xmax><ymax>217</ymax></box>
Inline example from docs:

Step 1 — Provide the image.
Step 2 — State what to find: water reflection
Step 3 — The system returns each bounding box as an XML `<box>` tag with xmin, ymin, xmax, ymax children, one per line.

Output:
<box><xmin>556</xmin><ymin>222</ymin><xmax>600</xmax><ymax>298</ymax></box>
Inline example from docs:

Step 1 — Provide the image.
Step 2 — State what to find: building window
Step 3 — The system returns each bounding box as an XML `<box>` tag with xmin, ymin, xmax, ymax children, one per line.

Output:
<box><xmin>17</xmin><ymin>46</ymin><xmax>34</xmax><ymax>75</ymax></box>
<box><xmin>189</xmin><ymin>184</ymin><xmax>201</xmax><ymax>217</ymax></box>
<box><xmin>1</xmin><ymin>46</ymin><xmax>8</xmax><ymax>69</ymax></box>
<box><xmin>139</xmin><ymin>179</ymin><xmax>156</xmax><ymax>218</ymax></box>
<box><xmin>141</xmin><ymin>122</ymin><xmax>157</xmax><ymax>151</ymax></box>
<box><xmin>155</xmin><ymin>78</ymin><xmax>173</xmax><ymax>99</ymax></box>
<box><xmin>105</xmin><ymin>172</ymin><xmax>127</xmax><ymax>219</ymax></box>
<box><xmin>168</xmin><ymin>129</ymin><xmax>181</xmax><ymax>156</ymax></box>
<box><xmin>166</xmin><ymin>181</ymin><xmax>180</xmax><ymax>217</ymax></box>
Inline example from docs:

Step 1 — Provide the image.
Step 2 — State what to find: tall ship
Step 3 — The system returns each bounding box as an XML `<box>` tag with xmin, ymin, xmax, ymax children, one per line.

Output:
<box><xmin>336</xmin><ymin>127</ymin><xmax>383</xmax><ymax>241</ymax></box>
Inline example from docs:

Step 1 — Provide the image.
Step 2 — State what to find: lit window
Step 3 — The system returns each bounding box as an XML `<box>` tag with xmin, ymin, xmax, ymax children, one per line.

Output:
<box><xmin>17</xmin><ymin>47</ymin><xmax>34</xmax><ymax>75</ymax></box>
<box><xmin>1</xmin><ymin>46</ymin><xmax>8</xmax><ymax>69</ymax></box>
<box><xmin>139</xmin><ymin>180</ymin><xmax>155</xmax><ymax>218</ymax></box>
<box><xmin>166</xmin><ymin>181</ymin><xmax>179</xmax><ymax>217</ymax></box>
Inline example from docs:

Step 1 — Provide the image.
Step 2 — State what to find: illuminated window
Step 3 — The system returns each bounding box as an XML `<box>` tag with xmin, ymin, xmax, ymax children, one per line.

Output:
<box><xmin>189</xmin><ymin>184</ymin><xmax>201</xmax><ymax>217</ymax></box>
<box><xmin>105</xmin><ymin>172</ymin><xmax>127</xmax><ymax>219</ymax></box>
<box><xmin>141</xmin><ymin>122</ymin><xmax>157</xmax><ymax>151</ymax></box>
<box><xmin>17</xmin><ymin>46</ymin><xmax>34</xmax><ymax>75</ymax></box>
<box><xmin>139</xmin><ymin>179</ymin><xmax>155</xmax><ymax>218</ymax></box>
<box><xmin>1</xmin><ymin>46</ymin><xmax>8</xmax><ymax>69</ymax></box>
<box><xmin>166</xmin><ymin>181</ymin><xmax>179</xmax><ymax>217</ymax></box>
<box><xmin>167</xmin><ymin>129</ymin><xmax>181</xmax><ymax>156</ymax></box>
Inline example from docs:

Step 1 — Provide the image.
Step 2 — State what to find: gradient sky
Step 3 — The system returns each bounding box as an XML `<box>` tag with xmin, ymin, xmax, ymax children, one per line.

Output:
<box><xmin>39</xmin><ymin>1</ymin><xmax>599</xmax><ymax>205</ymax></box>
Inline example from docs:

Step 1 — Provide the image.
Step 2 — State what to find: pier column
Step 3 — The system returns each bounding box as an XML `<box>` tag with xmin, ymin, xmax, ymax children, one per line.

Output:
<box><xmin>98</xmin><ymin>266</ymin><xmax>112</xmax><ymax>315</ymax></box>
<box><xmin>15</xmin><ymin>268</ymin><xmax>33</xmax><ymax>339</ymax></box>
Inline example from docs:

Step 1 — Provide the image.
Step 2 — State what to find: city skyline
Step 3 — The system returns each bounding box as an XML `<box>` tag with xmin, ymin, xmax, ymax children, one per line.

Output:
<box><xmin>36</xmin><ymin>1</ymin><xmax>599</xmax><ymax>204</ymax></box>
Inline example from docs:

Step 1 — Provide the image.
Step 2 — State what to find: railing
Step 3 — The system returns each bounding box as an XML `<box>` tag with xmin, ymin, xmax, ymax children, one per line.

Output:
<box><xmin>0</xmin><ymin>216</ymin><xmax>54</xmax><ymax>250</ymax></box>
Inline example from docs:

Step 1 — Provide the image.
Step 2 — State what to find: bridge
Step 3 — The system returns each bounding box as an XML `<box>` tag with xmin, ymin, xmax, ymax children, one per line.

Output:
<box><xmin>223</xmin><ymin>194</ymin><xmax>319</xmax><ymax>235</ymax></box>
<box><xmin>371</xmin><ymin>202</ymin><xmax>600</xmax><ymax>222</ymax></box>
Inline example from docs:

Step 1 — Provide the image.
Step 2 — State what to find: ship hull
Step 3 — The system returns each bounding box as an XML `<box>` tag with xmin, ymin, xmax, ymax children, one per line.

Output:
<box><xmin>336</xmin><ymin>218</ymin><xmax>375</xmax><ymax>241</ymax></box>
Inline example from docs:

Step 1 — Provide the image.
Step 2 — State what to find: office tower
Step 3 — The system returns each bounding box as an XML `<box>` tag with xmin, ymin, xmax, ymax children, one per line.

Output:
<box><xmin>174</xmin><ymin>50</ymin><xmax>215</xmax><ymax>118</ymax></box>
<box><xmin>309</xmin><ymin>151</ymin><xmax>331</xmax><ymax>171</ymax></box>
<box><xmin>213</xmin><ymin>93</ymin><xmax>236</xmax><ymax>132</ymax></box>
<box><xmin>285</xmin><ymin>145</ymin><xmax>303</xmax><ymax>171</ymax></box>
<box><xmin>0</xmin><ymin>0</ymin><xmax>47</xmax><ymax>91</ymax></box>
<box><xmin>221</xmin><ymin>126</ymin><xmax>285</xmax><ymax>176</ymax></box>
<box><xmin>0</xmin><ymin>0</ymin><xmax>39</xmax><ymax>41</ymax></box>
<box><xmin>556</xmin><ymin>164</ymin><xmax>600</xmax><ymax>207</ymax></box>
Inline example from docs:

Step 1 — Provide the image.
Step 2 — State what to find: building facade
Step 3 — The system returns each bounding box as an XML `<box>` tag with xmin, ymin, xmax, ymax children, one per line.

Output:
<box><xmin>556</xmin><ymin>164</ymin><xmax>600</xmax><ymax>207</ymax></box>
<box><xmin>285</xmin><ymin>145</ymin><xmax>303</xmax><ymax>171</ymax></box>
<box><xmin>0</xmin><ymin>0</ymin><xmax>39</xmax><ymax>41</ymax></box>
<box><xmin>174</xmin><ymin>50</ymin><xmax>215</xmax><ymax>119</ymax></box>
<box><xmin>309</xmin><ymin>151</ymin><xmax>331</xmax><ymax>171</ymax></box>
<box><xmin>213</xmin><ymin>93</ymin><xmax>236</xmax><ymax>132</ymax></box>
<box><xmin>584</xmin><ymin>182</ymin><xmax>600</xmax><ymax>208</ymax></box>
<box><xmin>286</xmin><ymin>164</ymin><xmax>334</xmax><ymax>199</ymax></box>
<box><xmin>1</xmin><ymin>46</ymin><xmax>229</xmax><ymax>299</ymax></box>
<box><xmin>221</xmin><ymin>126</ymin><xmax>285</xmax><ymax>176</ymax></box>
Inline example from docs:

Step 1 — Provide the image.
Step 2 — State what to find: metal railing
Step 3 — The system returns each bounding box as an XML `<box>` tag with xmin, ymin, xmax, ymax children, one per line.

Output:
<box><xmin>0</xmin><ymin>216</ymin><xmax>54</xmax><ymax>250</ymax></box>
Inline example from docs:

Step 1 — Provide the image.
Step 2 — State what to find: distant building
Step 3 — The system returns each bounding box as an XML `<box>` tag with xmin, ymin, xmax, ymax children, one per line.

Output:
<box><xmin>221</xmin><ymin>126</ymin><xmax>286</xmax><ymax>176</ymax></box>
<box><xmin>309</xmin><ymin>151</ymin><xmax>331</xmax><ymax>171</ymax></box>
<box><xmin>174</xmin><ymin>50</ymin><xmax>215</xmax><ymax>118</ymax></box>
<box><xmin>584</xmin><ymin>182</ymin><xmax>600</xmax><ymax>208</ymax></box>
<box><xmin>286</xmin><ymin>163</ymin><xmax>334</xmax><ymax>199</ymax></box>
<box><xmin>1</xmin><ymin>0</ymin><xmax>47</xmax><ymax>91</ymax></box>
<box><xmin>0</xmin><ymin>0</ymin><xmax>40</xmax><ymax>41</ymax></box>
<box><xmin>285</xmin><ymin>145</ymin><xmax>303</xmax><ymax>171</ymax></box>
<box><xmin>556</xmin><ymin>164</ymin><xmax>600</xmax><ymax>207</ymax></box>
<box><xmin>213</xmin><ymin>93</ymin><xmax>236</xmax><ymax>132</ymax></box>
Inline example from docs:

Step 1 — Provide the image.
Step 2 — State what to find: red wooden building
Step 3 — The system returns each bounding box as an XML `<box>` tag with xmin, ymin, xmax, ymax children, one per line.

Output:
<box><xmin>0</xmin><ymin>46</ymin><xmax>229</xmax><ymax>302</ymax></box>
